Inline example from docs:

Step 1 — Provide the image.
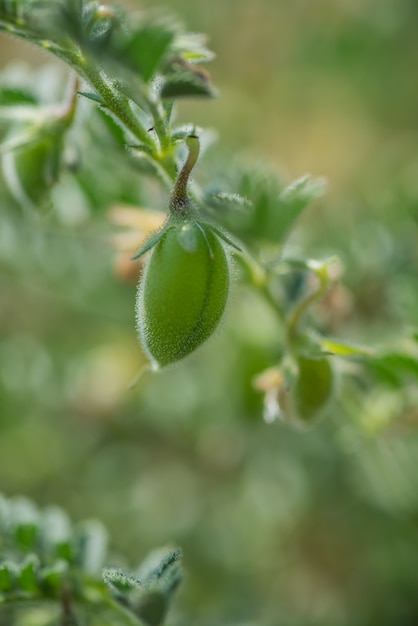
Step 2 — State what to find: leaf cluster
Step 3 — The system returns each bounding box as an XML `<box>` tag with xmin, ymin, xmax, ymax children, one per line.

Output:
<box><xmin>0</xmin><ymin>0</ymin><xmax>215</xmax><ymax>101</ymax></box>
<box><xmin>0</xmin><ymin>493</ymin><xmax>182</xmax><ymax>626</ymax></box>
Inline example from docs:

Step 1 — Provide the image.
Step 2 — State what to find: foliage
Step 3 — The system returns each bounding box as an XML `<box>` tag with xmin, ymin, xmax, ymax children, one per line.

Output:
<box><xmin>0</xmin><ymin>492</ymin><xmax>182</xmax><ymax>626</ymax></box>
<box><xmin>0</xmin><ymin>0</ymin><xmax>418</xmax><ymax>625</ymax></box>
<box><xmin>0</xmin><ymin>0</ymin><xmax>367</xmax><ymax>422</ymax></box>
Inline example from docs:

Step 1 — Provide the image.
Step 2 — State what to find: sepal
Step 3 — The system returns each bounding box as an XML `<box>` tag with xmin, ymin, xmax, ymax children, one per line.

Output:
<box><xmin>131</xmin><ymin>224</ymin><xmax>170</xmax><ymax>260</ymax></box>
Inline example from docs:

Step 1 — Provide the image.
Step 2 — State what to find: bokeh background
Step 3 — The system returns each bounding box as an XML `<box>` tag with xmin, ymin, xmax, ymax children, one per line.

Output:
<box><xmin>1</xmin><ymin>0</ymin><xmax>418</xmax><ymax>624</ymax></box>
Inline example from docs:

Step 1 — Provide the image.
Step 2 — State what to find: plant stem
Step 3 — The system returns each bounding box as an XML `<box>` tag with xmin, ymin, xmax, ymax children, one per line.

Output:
<box><xmin>169</xmin><ymin>134</ymin><xmax>200</xmax><ymax>214</ymax></box>
<box><xmin>103</xmin><ymin>595</ymin><xmax>146</xmax><ymax>626</ymax></box>
<box><xmin>0</xmin><ymin>12</ymin><xmax>199</xmax><ymax>202</ymax></box>
<box><xmin>79</xmin><ymin>62</ymin><xmax>181</xmax><ymax>189</ymax></box>
<box><xmin>286</xmin><ymin>268</ymin><xmax>329</xmax><ymax>338</ymax></box>
<box><xmin>147</xmin><ymin>98</ymin><xmax>170</xmax><ymax>154</ymax></box>
<box><xmin>238</xmin><ymin>249</ymin><xmax>285</xmax><ymax>321</ymax></box>
<box><xmin>57</xmin><ymin>73</ymin><xmax>80</xmax><ymax>126</ymax></box>
<box><xmin>78</xmin><ymin>62</ymin><xmax>154</xmax><ymax>149</ymax></box>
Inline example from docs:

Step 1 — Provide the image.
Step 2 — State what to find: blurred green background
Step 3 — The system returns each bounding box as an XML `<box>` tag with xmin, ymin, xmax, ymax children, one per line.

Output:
<box><xmin>1</xmin><ymin>0</ymin><xmax>418</xmax><ymax>625</ymax></box>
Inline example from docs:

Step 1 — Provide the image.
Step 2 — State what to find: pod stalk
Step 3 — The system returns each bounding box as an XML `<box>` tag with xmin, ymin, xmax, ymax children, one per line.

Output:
<box><xmin>170</xmin><ymin>134</ymin><xmax>200</xmax><ymax>215</ymax></box>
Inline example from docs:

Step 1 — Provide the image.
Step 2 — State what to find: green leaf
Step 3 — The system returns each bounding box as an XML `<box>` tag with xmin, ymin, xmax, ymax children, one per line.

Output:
<box><xmin>0</xmin><ymin>561</ymin><xmax>16</xmax><ymax>592</ymax></box>
<box><xmin>0</xmin><ymin>86</ymin><xmax>37</xmax><ymax>106</ymax></box>
<box><xmin>78</xmin><ymin>90</ymin><xmax>104</xmax><ymax>105</ymax></box>
<box><xmin>275</xmin><ymin>174</ymin><xmax>326</xmax><ymax>241</ymax></box>
<box><xmin>0</xmin><ymin>0</ymin><xmax>71</xmax><ymax>44</ymax></box>
<box><xmin>40</xmin><ymin>559</ymin><xmax>69</xmax><ymax>594</ymax></box>
<box><xmin>68</xmin><ymin>0</ymin><xmax>83</xmax><ymax>16</ymax></box>
<box><xmin>96</xmin><ymin>106</ymin><xmax>129</xmax><ymax>149</ymax></box>
<box><xmin>40</xmin><ymin>506</ymin><xmax>72</xmax><ymax>562</ymax></box>
<box><xmin>369</xmin><ymin>352</ymin><xmax>418</xmax><ymax>385</ymax></box>
<box><xmin>279</xmin><ymin>174</ymin><xmax>326</xmax><ymax>212</ymax></box>
<box><xmin>124</xmin><ymin>20</ymin><xmax>176</xmax><ymax>82</ymax></box>
<box><xmin>171</xmin><ymin>32</ymin><xmax>215</xmax><ymax>64</ymax></box>
<box><xmin>9</xmin><ymin>497</ymin><xmax>39</xmax><ymax>550</ymax></box>
<box><xmin>72</xmin><ymin>8</ymin><xmax>177</xmax><ymax>95</ymax></box>
<box><xmin>205</xmin><ymin>191</ymin><xmax>252</xmax><ymax>211</ymax></box>
<box><xmin>0</xmin><ymin>494</ymin><xmax>9</xmax><ymax>533</ymax></box>
<box><xmin>0</xmin><ymin>492</ymin><xmax>182</xmax><ymax>624</ymax></box>
<box><xmin>105</xmin><ymin>551</ymin><xmax>182</xmax><ymax>626</ymax></box>
<box><xmin>207</xmin><ymin>224</ymin><xmax>242</xmax><ymax>252</ymax></box>
<box><xmin>137</xmin><ymin>548</ymin><xmax>182</xmax><ymax>589</ymax></box>
<box><xmin>317</xmin><ymin>336</ymin><xmax>373</xmax><ymax>358</ymax></box>
<box><xmin>73</xmin><ymin>520</ymin><xmax>108</xmax><ymax>575</ymax></box>
<box><xmin>103</xmin><ymin>567</ymin><xmax>142</xmax><ymax>593</ymax></box>
<box><xmin>134</xmin><ymin>548</ymin><xmax>183</xmax><ymax>626</ymax></box>
<box><xmin>136</xmin><ymin>590</ymin><xmax>169</xmax><ymax>626</ymax></box>
<box><xmin>212</xmin><ymin>168</ymin><xmax>326</xmax><ymax>248</ymax></box>
<box><xmin>161</xmin><ymin>65</ymin><xmax>215</xmax><ymax>99</ymax></box>
<box><xmin>18</xmin><ymin>554</ymin><xmax>39</xmax><ymax>592</ymax></box>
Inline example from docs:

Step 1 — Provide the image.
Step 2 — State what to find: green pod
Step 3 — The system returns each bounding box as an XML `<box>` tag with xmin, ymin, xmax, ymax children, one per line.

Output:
<box><xmin>1</xmin><ymin>80</ymin><xmax>78</xmax><ymax>212</ymax></box>
<box><xmin>293</xmin><ymin>356</ymin><xmax>334</xmax><ymax>422</ymax></box>
<box><xmin>2</xmin><ymin>128</ymin><xmax>64</xmax><ymax>211</ymax></box>
<box><xmin>136</xmin><ymin>221</ymin><xmax>229</xmax><ymax>368</ymax></box>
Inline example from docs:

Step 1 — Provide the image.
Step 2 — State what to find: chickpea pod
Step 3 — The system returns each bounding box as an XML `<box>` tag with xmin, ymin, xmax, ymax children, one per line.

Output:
<box><xmin>2</xmin><ymin>127</ymin><xmax>64</xmax><ymax>211</ymax></box>
<box><xmin>293</xmin><ymin>356</ymin><xmax>334</xmax><ymax>422</ymax></box>
<box><xmin>135</xmin><ymin>135</ymin><xmax>232</xmax><ymax>369</ymax></box>
<box><xmin>1</xmin><ymin>77</ymin><xmax>78</xmax><ymax>212</ymax></box>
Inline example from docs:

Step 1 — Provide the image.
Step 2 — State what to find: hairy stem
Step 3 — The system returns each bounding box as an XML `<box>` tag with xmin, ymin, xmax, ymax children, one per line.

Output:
<box><xmin>169</xmin><ymin>134</ymin><xmax>200</xmax><ymax>214</ymax></box>
<box><xmin>79</xmin><ymin>62</ymin><xmax>154</xmax><ymax>148</ymax></box>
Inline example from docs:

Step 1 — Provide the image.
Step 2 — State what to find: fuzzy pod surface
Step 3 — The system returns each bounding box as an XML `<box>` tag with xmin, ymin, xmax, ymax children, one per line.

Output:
<box><xmin>136</xmin><ymin>221</ymin><xmax>230</xmax><ymax>368</ymax></box>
